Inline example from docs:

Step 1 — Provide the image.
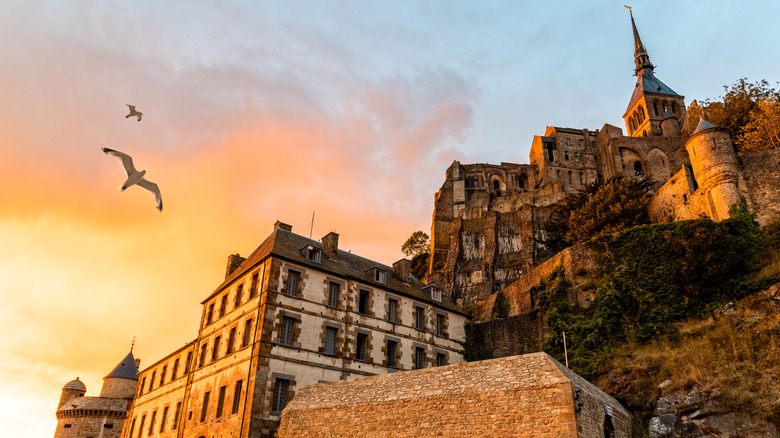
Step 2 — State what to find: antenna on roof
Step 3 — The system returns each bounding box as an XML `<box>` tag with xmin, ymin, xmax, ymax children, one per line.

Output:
<box><xmin>309</xmin><ymin>211</ymin><xmax>315</xmax><ymax>241</ymax></box>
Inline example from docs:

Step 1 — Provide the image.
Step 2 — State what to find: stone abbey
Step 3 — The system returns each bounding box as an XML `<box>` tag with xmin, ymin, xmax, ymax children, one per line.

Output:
<box><xmin>428</xmin><ymin>11</ymin><xmax>780</xmax><ymax>306</ymax></box>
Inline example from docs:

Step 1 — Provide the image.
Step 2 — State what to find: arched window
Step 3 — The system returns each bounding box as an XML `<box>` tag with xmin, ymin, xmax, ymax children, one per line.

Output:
<box><xmin>634</xmin><ymin>161</ymin><xmax>644</xmax><ymax>176</ymax></box>
<box><xmin>653</xmin><ymin>101</ymin><xmax>659</xmax><ymax>116</ymax></box>
<box><xmin>639</xmin><ymin>106</ymin><xmax>645</xmax><ymax>120</ymax></box>
<box><xmin>568</xmin><ymin>171</ymin><xmax>573</xmax><ymax>185</ymax></box>
<box><xmin>518</xmin><ymin>176</ymin><xmax>526</xmax><ymax>189</ymax></box>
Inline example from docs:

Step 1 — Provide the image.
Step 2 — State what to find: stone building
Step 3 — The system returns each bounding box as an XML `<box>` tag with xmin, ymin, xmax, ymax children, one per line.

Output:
<box><xmin>429</xmin><ymin>11</ymin><xmax>780</xmax><ymax>305</ymax></box>
<box><xmin>278</xmin><ymin>352</ymin><xmax>632</xmax><ymax>437</ymax></box>
<box><xmin>122</xmin><ymin>221</ymin><xmax>468</xmax><ymax>438</ymax></box>
<box><xmin>54</xmin><ymin>351</ymin><xmax>139</xmax><ymax>438</ymax></box>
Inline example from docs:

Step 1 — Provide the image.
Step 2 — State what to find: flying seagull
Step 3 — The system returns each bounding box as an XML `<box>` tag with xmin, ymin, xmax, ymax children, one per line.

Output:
<box><xmin>125</xmin><ymin>104</ymin><xmax>143</xmax><ymax>121</ymax></box>
<box><xmin>102</xmin><ymin>148</ymin><xmax>163</xmax><ymax>212</ymax></box>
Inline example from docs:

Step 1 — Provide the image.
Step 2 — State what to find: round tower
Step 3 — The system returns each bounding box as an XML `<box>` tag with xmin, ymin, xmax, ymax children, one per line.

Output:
<box><xmin>57</xmin><ymin>378</ymin><xmax>86</xmax><ymax>410</ymax></box>
<box><xmin>100</xmin><ymin>350</ymin><xmax>139</xmax><ymax>399</ymax></box>
<box><xmin>684</xmin><ymin>118</ymin><xmax>741</xmax><ymax>221</ymax></box>
<box><xmin>660</xmin><ymin>110</ymin><xmax>680</xmax><ymax>137</ymax></box>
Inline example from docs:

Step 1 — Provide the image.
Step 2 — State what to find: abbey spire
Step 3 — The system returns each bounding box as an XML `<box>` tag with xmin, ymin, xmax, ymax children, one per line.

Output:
<box><xmin>623</xmin><ymin>7</ymin><xmax>685</xmax><ymax>137</ymax></box>
<box><xmin>629</xmin><ymin>7</ymin><xmax>654</xmax><ymax>74</ymax></box>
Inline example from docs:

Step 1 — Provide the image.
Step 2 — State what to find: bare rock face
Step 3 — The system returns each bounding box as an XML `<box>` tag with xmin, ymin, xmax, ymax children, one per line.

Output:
<box><xmin>647</xmin><ymin>388</ymin><xmax>778</xmax><ymax>437</ymax></box>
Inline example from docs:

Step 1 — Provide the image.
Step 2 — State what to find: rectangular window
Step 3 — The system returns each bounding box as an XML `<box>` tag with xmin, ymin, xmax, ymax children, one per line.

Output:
<box><xmin>129</xmin><ymin>418</ymin><xmax>136</xmax><ymax>437</ymax></box>
<box><xmin>232</xmin><ymin>380</ymin><xmax>243</xmax><ymax>414</ymax></box>
<box><xmin>249</xmin><ymin>272</ymin><xmax>259</xmax><ymax>298</ymax></box>
<box><xmin>199</xmin><ymin>342</ymin><xmax>208</xmax><ymax>368</ymax></box>
<box><xmin>206</xmin><ymin>303</ymin><xmax>214</xmax><ymax>325</ymax></box>
<box><xmin>211</xmin><ymin>336</ymin><xmax>221</xmax><ymax>362</ymax></box>
<box><xmin>327</xmin><ymin>282</ymin><xmax>340</xmax><ymax>308</ymax></box>
<box><xmin>160</xmin><ymin>366</ymin><xmax>167</xmax><ymax>387</ymax></box>
<box><xmin>437</xmin><ymin>352</ymin><xmax>447</xmax><ymax>367</ymax></box>
<box><xmin>373</xmin><ymin>269</ymin><xmax>386</xmax><ymax>283</ymax></box>
<box><xmin>358</xmin><ymin>290</ymin><xmax>369</xmax><ymax>315</ymax></box>
<box><xmin>578</xmin><ymin>139</ymin><xmax>583</xmax><ymax>147</ymax></box>
<box><xmin>280</xmin><ymin>317</ymin><xmax>295</xmax><ymax>346</ymax></box>
<box><xmin>137</xmin><ymin>415</ymin><xmax>145</xmax><ymax>438</ymax></box>
<box><xmin>564</xmin><ymin>150</ymin><xmax>569</xmax><ymax>160</ymax></box>
<box><xmin>324</xmin><ymin>327</ymin><xmax>337</xmax><ymax>356</ymax></box>
<box><xmin>356</xmin><ymin>333</ymin><xmax>368</xmax><ymax>362</ymax></box>
<box><xmin>171</xmin><ymin>358</ymin><xmax>179</xmax><ymax>381</ymax></box>
<box><xmin>436</xmin><ymin>314</ymin><xmax>446</xmax><ymax>337</ymax></box>
<box><xmin>216</xmin><ymin>385</ymin><xmax>226</xmax><ymax>418</ymax></box>
<box><xmin>415</xmin><ymin>306</ymin><xmax>425</xmax><ymax>330</ymax></box>
<box><xmin>286</xmin><ymin>270</ymin><xmax>299</xmax><ymax>298</ymax></box>
<box><xmin>219</xmin><ymin>294</ymin><xmax>228</xmax><ymax>318</ymax></box>
<box><xmin>172</xmin><ymin>401</ymin><xmax>181</xmax><ymax>430</ymax></box>
<box><xmin>430</xmin><ymin>288</ymin><xmax>442</xmax><ymax>302</ymax></box>
<box><xmin>388</xmin><ymin>298</ymin><xmax>398</xmax><ymax>323</ymax></box>
<box><xmin>591</xmin><ymin>140</ymin><xmax>596</xmax><ymax>149</ymax></box>
<box><xmin>414</xmin><ymin>347</ymin><xmax>425</xmax><ymax>370</ymax></box>
<box><xmin>148</xmin><ymin>410</ymin><xmax>157</xmax><ymax>436</ymax></box>
<box><xmin>184</xmin><ymin>351</ymin><xmax>192</xmax><ymax>374</ymax></box>
<box><xmin>234</xmin><ymin>284</ymin><xmax>243</xmax><ymax>309</ymax></box>
<box><xmin>574</xmin><ymin>151</ymin><xmax>580</xmax><ymax>162</ymax></box>
<box><xmin>565</xmin><ymin>137</ymin><xmax>571</xmax><ymax>146</ymax></box>
<box><xmin>242</xmin><ymin>318</ymin><xmax>253</xmax><ymax>348</ymax></box>
<box><xmin>139</xmin><ymin>377</ymin><xmax>145</xmax><ymax>396</ymax></box>
<box><xmin>149</xmin><ymin>371</ymin><xmax>156</xmax><ymax>391</ymax></box>
<box><xmin>200</xmin><ymin>391</ymin><xmax>210</xmax><ymax>422</ymax></box>
<box><xmin>160</xmin><ymin>406</ymin><xmax>168</xmax><ymax>433</ymax></box>
<box><xmin>387</xmin><ymin>340</ymin><xmax>397</xmax><ymax>368</ymax></box>
<box><xmin>272</xmin><ymin>379</ymin><xmax>290</xmax><ymax>414</ymax></box>
<box><xmin>226</xmin><ymin>327</ymin><xmax>236</xmax><ymax>355</ymax></box>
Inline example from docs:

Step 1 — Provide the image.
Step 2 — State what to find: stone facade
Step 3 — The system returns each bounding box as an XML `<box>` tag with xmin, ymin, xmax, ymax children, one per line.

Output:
<box><xmin>54</xmin><ymin>352</ymin><xmax>139</xmax><ymax>438</ymax></box>
<box><xmin>122</xmin><ymin>221</ymin><xmax>468</xmax><ymax>438</ymax></box>
<box><xmin>278</xmin><ymin>352</ymin><xmax>631</xmax><ymax>437</ymax></box>
<box><xmin>429</xmin><ymin>12</ymin><xmax>780</xmax><ymax>305</ymax></box>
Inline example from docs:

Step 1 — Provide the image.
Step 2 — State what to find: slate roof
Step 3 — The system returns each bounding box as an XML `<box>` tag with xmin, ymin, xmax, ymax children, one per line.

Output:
<box><xmin>57</xmin><ymin>396</ymin><xmax>129</xmax><ymax>413</ymax></box>
<box><xmin>104</xmin><ymin>351</ymin><xmax>138</xmax><ymax>380</ymax></box>
<box><xmin>692</xmin><ymin>117</ymin><xmax>718</xmax><ymax>136</ymax></box>
<box><xmin>63</xmin><ymin>377</ymin><xmax>86</xmax><ymax>392</ymax></box>
<box><xmin>626</xmin><ymin>68</ymin><xmax>679</xmax><ymax>113</ymax></box>
<box><xmin>208</xmin><ymin>225</ymin><xmax>465</xmax><ymax>314</ymax></box>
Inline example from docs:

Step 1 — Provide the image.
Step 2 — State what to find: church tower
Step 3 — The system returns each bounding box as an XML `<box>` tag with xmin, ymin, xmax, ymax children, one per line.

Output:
<box><xmin>623</xmin><ymin>9</ymin><xmax>686</xmax><ymax>137</ymax></box>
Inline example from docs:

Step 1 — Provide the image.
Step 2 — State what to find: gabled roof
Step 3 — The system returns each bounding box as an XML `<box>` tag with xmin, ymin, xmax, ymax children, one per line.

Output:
<box><xmin>208</xmin><ymin>225</ymin><xmax>465</xmax><ymax>314</ymax></box>
<box><xmin>626</xmin><ymin>68</ymin><xmax>679</xmax><ymax>113</ymax></box>
<box><xmin>104</xmin><ymin>351</ymin><xmax>138</xmax><ymax>380</ymax></box>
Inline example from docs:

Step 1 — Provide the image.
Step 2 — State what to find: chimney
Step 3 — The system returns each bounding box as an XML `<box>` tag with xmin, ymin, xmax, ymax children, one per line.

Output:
<box><xmin>274</xmin><ymin>220</ymin><xmax>293</xmax><ymax>232</ymax></box>
<box><xmin>322</xmin><ymin>232</ymin><xmax>339</xmax><ymax>258</ymax></box>
<box><xmin>226</xmin><ymin>253</ymin><xmax>246</xmax><ymax>279</ymax></box>
<box><xmin>393</xmin><ymin>259</ymin><xmax>412</xmax><ymax>283</ymax></box>
<box><xmin>134</xmin><ymin>359</ymin><xmax>141</xmax><ymax>369</ymax></box>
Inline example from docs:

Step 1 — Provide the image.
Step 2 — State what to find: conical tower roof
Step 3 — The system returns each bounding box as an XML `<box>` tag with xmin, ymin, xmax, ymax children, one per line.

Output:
<box><xmin>105</xmin><ymin>351</ymin><xmax>139</xmax><ymax>380</ymax></box>
<box><xmin>692</xmin><ymin>117</ymin><xmax>718</xmax><ymax>136</ymax></box>
<box><xmin>63</xmin><ymin>377</ymin><xmax>86</xmax><ymax>392</ymax></box>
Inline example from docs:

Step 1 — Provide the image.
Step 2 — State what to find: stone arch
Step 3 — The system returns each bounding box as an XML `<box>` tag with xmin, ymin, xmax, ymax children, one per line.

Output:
<box><xmin>619</xmin><ymin>147</ymin><xmax>644</xmax><ymax>178</ymax></box>
<box><xmin>490</xmin><ymin>174</ymin><xmax>506</xmax><ymax>196</ymax></box>
<box><xmin>646</xmin><ymin>148</ymin><xmax>672</xmax><ymax>182</ymax></box>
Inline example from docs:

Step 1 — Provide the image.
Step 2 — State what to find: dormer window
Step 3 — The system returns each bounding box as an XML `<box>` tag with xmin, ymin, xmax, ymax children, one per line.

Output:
<box><xmin>371</xmin><ymin>268</ymin><xmax>386</xmax><ymax>284</ymax></box>
<box><xmin>306</xmin><ymin>246</ymin><xmax>322</xmax><ymax>263</ymax></box>
<box><xmin>424</xmin><ymin>285</ymin><xmax>442</xmax><ymax>302</ymax></box>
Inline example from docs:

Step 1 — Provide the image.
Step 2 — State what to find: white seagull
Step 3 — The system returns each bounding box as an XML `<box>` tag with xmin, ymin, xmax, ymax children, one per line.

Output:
<box><xmin>102</xmin><ymin>148</ymin><xmax>163</xmax><ymax>212</ymax></box>
<box><xmin>125</xmin><ymin>104</ymin><xmax>143</xmax><ymax>121</ymax></box>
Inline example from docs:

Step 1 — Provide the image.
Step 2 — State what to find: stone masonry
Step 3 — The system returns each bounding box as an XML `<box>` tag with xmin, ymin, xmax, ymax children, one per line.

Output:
<box><xmin>278</xmin><ymin>352</ymin><xmax>631</xmax><ymax>437</ymax></box>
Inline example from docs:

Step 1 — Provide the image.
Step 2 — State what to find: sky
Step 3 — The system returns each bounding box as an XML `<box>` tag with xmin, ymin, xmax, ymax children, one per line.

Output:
<box><xmin>1</xmin><ymin>1</ymin><xmax>779</xmax><ymax>436</ymax></box>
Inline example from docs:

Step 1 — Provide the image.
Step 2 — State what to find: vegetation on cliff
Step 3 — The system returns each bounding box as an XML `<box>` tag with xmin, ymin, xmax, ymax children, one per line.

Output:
<box><xmin>538</xmin><ymin>203</ymin><xmax>770</xmax><ymax>378</ymax></box>
<box><xmin>544</xmin><ymin>176</ymin><xmax>653</xmax><ymax>253</ymax></box>
<box><xmin>401</xmin><ymin>231</ymin><xmax>430</xmax><ymax>279</ymax></box>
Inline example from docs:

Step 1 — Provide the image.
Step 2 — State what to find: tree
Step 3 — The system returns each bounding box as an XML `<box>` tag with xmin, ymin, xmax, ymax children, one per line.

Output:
<box><xmin>698</xmin><ymin>78</ymin><xmax>780</xmax><ymax>154</ymax></box>
<box><xmin>544</xmin><ymin>176</ymin><xmax>653</xmax><ymax>251</ymax></box>
<box><xmin>402</xmin><ymin>231</ymin><xmax>431</xmax><ymax>279</ymax></box>
<box><xmin>737</xmin><ymin>96</ymin><xmax>780</xmax><ymax>153</ymax></box>
<box><xmin>401</xmin><ymin>231</ymin><xmax>430</xmax><ymax>257</ymax></box>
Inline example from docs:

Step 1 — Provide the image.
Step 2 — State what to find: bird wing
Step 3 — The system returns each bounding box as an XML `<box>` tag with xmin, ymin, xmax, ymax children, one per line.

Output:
<box><xmin>137</xmin><ymin>178</ymin><xmax>163</xmax><ymax>212</ymax></box>
<box><xmin>102</xmin><ymin>147</ymin><xmax>137</xmax><ymax>177</ymax></box>
<box><xmin>127</xmin><ymin>104</ymin><xmax>136</xmax><ymax>111</ymax></box>
<box><xmin>137</xmin><ymin>113</ymin><xmax>143</xmax><ymax>121</ymax></box>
